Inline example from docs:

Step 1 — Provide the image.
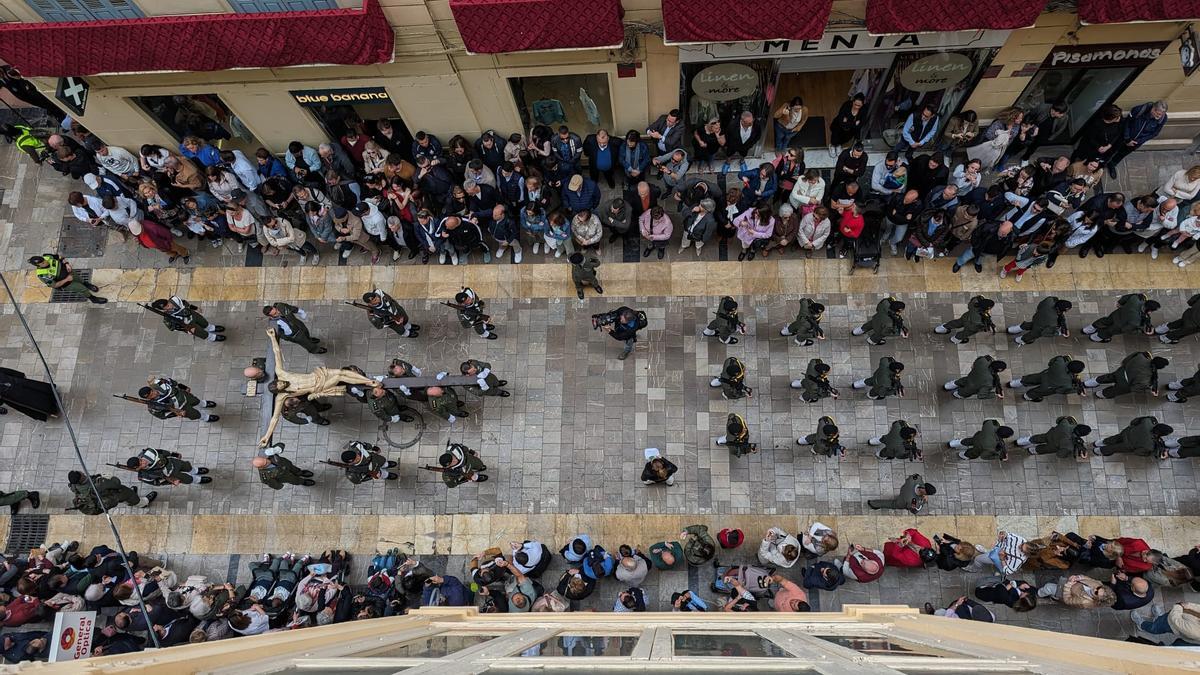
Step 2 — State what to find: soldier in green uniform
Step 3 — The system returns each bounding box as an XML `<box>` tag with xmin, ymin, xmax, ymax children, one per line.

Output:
<box><xmin>339</xmin><ymin>441</ymin><xmax>398</xmax><ymax>483</ymax></box>
<box><xmin>453</xmin><ymin>287</ymin><xmax>498</xmax><ymax>340</ymax></box>
<box><xmin>716</xmin><ymin>413</ymin><xmax>756</xmax><ymax>457</ymax></box>
<box><xmin>1008</xmin><ymin>355</ymin><xmax>1085</xmax><ymax>402</ymax></box>
<box><xmin>797</xmin><ymin>416</ymin><xmax>845</xmax><ymax>458</ymax></box>
<box><xmin>263</xmin><ymin>302</ymin><xmax>327</xmax><ymax>354</ymax></box>
<box><xmin>852</xmin><ymin>296</ymin><xmax>908</xmax><ymax>345</ymax></box>
<box><xmin>150</xmin><ymin>296</ymin><xmax>225</xmax><ymax>342</ymax></box>
<box><xmin>458</xmin><ymin>360</ymin><xmax>511</xmax><ymax>397</ymax></box>
<box><xmin>867</xmin><ymin>473</ymin><xmax>935</xmax><ymax>513</ymax></box>
<box><xmin>948</xmin><ymin>420</ymin><xmax>1013</xmax><ymax>461</ymax></box>
<box><xmin>281</xmin><ymin>395</ymin><xmax>331</xmax><ymax>426</ymax></box>
<box><xmin>943</xmin><ymin>355</ymin><xmax>1007</xmax><ymax>399</ymax></box>
<box><xmin>934</xmin><ymin>295</ymin><xmax>996</xmax><ymax>344</ymax></box>
<box><xmin>1016</xmin><ymin>416</ymin><xmax>1091</xmax><ymax>459</ymax></box>
<box><xmin>427</xmin><ymin>386</ymin><xmax>469</xmax><ymax>424</ymax></box>
<box><xmin>569</xmin><ymin>252</ymin><xmax>604</xmax><ymax>300</ymax></box>
<box><xmin>126</xmin><ymin>447</ymin><xmax>211</xmax><ymax>486</ymax></box>
<box><xmin>253</xmin><ymin>444</ymin><xmax>315</xmax><ymax>489</ymax></box>
<box><xmin>1155</xmin><ymin>292</ymin><xmax>1200</xmax><ymax>344</ymax></box>
<box><xmin>869</xmin><ymin>420</ymin><xmax>921</xmax><ymax>460</ymax></box>
<box><xmin>361</xmin><ymin>289</ymin><xmax>419</xmax><ymax>338</ymax></box>
<box><xmin>67</xmin><ymin>470</ymin><xmax>156</xmax><ymax>514</ymax></box>
<box><xmin>137</xmin><ymin>377</ymin><xmax>219</xmax><ymax>423</ymax></box>
<box><xmin>791</xmin><ymin>358</ymin><xmax>837</xmax><ymax>403</ymax></box>
<box><xmin>1007</xmin><ymin>296</ymin><xmax>1072</xmax><ymax>346</ymax></box>
<box><xmin>702</xmin><ymin>296</ymin><xmax>744</xmax><ymax>345</ymax></box>
<box><xmin>366</xmin><ymin>383</ymin><xmax>413</xmax><ymax>424</ymax></box>
<box><xmin>1083</xmin><ymin>351</ymin><xmax>1167</xmax><ymax>400</ymax></box>
<box><xmin>1093</xmin><ymin>417</ymin><xmax>1173</xmax><ymax>458</ymax></box>
<box><xmin>1082</xmin><ymin>293</ymin><xmax>1159</xmax><ymax>343</ymax></box>
<box><xmin>0</xmin><ymin>489</ymin><xmax>39</xmax><ymax>515</ymax></box>
<box><xmin>433</xmin><ymin>442</ymin><xmax>489</xmax><ymax>486</ymax></box>
<box><xmin>343</xmin><ymin>365</ymin><xmax>373</xmax><ymax>404</ymax></box>
<box><xmin>779</xmin><ymin>299</ymin><xmax>825</xmax><ymax>346</ymax></box>
<box><xmin>709</xmin><ymin>357</ymin><xmax>751</xmax><ymax>400</ymax></box>
<box><xmin>385</xmin><ymin>359</ymin><xmax>428</xmax><ymax>402</ymax></box>
<box><xmin>29</xmin><ymin>254</ymin><xmax>106</xmax><ymax>303</ymax></box>
<box><xmin>852</xmin><ymin>357</ymin><xmax>905</xmax><ymax>400</ymax></box>
<box><xmin>1166</xmin><ymin>365</ymin><xmax>1200</xmax><ymax>403</ymax></box>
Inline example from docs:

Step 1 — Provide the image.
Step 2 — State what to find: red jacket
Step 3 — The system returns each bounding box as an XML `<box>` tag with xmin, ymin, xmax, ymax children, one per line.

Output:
<box><xmin>2</xmin><ymin>595</ymin><xmax>41</xmax><ymax>627</ymax></box>
<box><xmin>1116</xmin><ymin>537</ymin><xmax>1152</xmax><ymax>574</ymax></box>
<box><xmin>839</xmin><ymin>212</ymin><xmax>865</xmax><ymax>239</ymax></box>
<box><xmin>883</xmin><ymin>528</ymin><xmax>931</xmax><ymax>568</ymax></box>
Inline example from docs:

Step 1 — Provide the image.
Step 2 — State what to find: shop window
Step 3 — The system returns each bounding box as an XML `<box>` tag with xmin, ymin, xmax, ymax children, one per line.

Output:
<box><xmin>863</xmin><ymin>49</ymin><xmax>998</xmax><ymax>145</ymax></box>
<box><xmin>131</xmin><ymin>93</ymin><xmax>260</xmax><ymax>154</ymax></box>
<box><xmin>672</xmin><ymin>632</ymin><xmax>793</xmax><ymax>658</ymax></box>
<box><xmin>228</xmin><ymin>0</ymin><xmax>338</xmax><ymax>12</ymax></box>
<box><xmin>1014</xmin><ymin>67</ymin><xmax>1141</xmax><ymax>144</ymax></box>
<box><xmin>509</xmin><ymin>74</ymin><xmax>614</xmax><ymax>136</ymax></box>
<box><xmin>518</xmin><ymin>635</ymin><xmax>638</xmax><ymax>657</ymax></box>
<box><xmin>291</xmin><ymin>88</ymin><xmax>414</xmax><ymax>162</ymax></box>
<box><xmin>679</xmin><ymin>60</ymin><xmax>778</xmax><ymax>157</ymax></box>
<box><xmin>25</xmin><ymin>0</ymin><xmax>142</xmax><ymax>21</ymax></box>
<box><xmin>357</xmin><ymin>634</ymin><xmax>501</xmax><ymax>658</ymax></box>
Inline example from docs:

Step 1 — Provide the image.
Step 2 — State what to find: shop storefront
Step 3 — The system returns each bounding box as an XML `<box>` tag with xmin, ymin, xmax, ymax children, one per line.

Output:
<box><xmin>677</xmin><ymin>29</ymin><xmax>1010</xmax><ymax>154</ymax></box>
<box><xmin>1012</xmin><ymin>42</ymin><xmax>1169</xmax><ymax>144</ymax></box>
<box><xmin>289</xmin><ymin>86</ymin><xmax>414</xmax><ymax>160</ymax></box>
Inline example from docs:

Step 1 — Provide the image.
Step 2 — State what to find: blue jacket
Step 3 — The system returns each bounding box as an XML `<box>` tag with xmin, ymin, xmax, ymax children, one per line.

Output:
<box><xmin>553</xmin><ymin>132</ymin><xmax>583</xmax><ymax>166</ymax></box>
<box><xmin>285</xmin><ymin>145</ymin><xmax>322</xmax><ymax>174</ymax></box>
<box><xmin>738</xmin><ymin>167</ymin><xmax>777</xmax><ymax>203</ymax></box>
<box><xmin>496</xmin><ymin>170</ymin><xmax>525</xmax><ymax>206</ymax></box>
<box><xmin>1122</xmin><ymin>103</ymin><xmax>1167</xmax><ymax>145</ymax></box>
<box><xmin>619</xmin><ymin>142</ymin><xmax>650</xmax><ymax>176</ymax></box>
<box><xmin>2</xmin><ymin>631</ymin><xmax>46</xmax><ymax>663</ymax></box>
<box><xmin>901</xmin><ymin>112</ymin><xmax>940</xmax><ymax>146</ymax></box>
<box><xmin>257</xmin><ymin>155</ymin><xmax>288</xmax><ymax>180</ymax></box>
<box><xmin>412</xmin><ymin>134</ymin><xmax>444</xmax><ymax>165</ymax></box>
<box><xmin>490</xmin><ymin>214</ymin><xmax>520</xmax><ymax>242</ymax></box>
<box><xmin>562</xmin><ymin>177</ymin><xmax>601</xmax><ymax>213</ymax></box>
<box><xmin>421</xmin><ymin>575</ymin><xmax>471</xmax><ymax>607</ymax></box>
<box><xmin>180</xmin><ymin>142</ymin><xmax>221</xmax><ymax>168</ymax></box>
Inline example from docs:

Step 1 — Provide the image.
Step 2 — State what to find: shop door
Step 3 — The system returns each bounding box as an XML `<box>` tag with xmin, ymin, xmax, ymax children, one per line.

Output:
<box><xmin>680</xmin><ymin>59</ymin><xmax>778</xmax><ymax>158</ymax></box>
<box><xmin>131</xmin><ymin>93</ymin><xmax>261</xmax><ymax>154</ymax></box>
<box><xmin>509</xmin><ymin>74</ymin><xmax>615</xmax><ymax>136</ymax></box>
<box><xmin>1014</xmin><ymin>67</ymin><xmax>1142</xmax><ymax>144</ymax></box>
<box><xmin>304</xmin><ymin>101</ymin><xmax>414</xmax><ymax>162</ymax></box>
<box><xmin>863</xmin><ymin>49</ymin><xmax>997</xmax><ymax>146</ymax></box>
<box><xmin>769</xmin><ymin>52</ymin><xmax>893</xmax><ymax>150</ymax></box>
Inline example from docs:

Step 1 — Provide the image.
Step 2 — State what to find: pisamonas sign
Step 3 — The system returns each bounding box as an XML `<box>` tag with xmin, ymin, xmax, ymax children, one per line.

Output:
<box><xmin>290</xmin><ymin>87</ymin><xmax>391</xmax><ymax>107</ymax></box>
<box><xmin>1042</xmin><ymin>42</ymin><xmax>1169</xmax><ymax>69</ymax></box>
<box><xmin>692</xmin><ymin>63</ymin><xmax>759</xmax><ymax>101</ymax></box>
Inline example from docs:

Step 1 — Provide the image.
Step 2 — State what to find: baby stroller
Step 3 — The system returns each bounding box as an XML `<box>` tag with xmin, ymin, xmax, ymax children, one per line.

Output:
<box><xmin>849</xmin><ymin>202</ymin><xmax>885</xmax><ymax>275</ymax></box>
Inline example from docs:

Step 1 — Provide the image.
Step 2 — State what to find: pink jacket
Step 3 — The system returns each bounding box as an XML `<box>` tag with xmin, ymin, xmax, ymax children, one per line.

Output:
<box><xmin>733</xmin><ymin>208</ymin><xmax>775</xmax><ymax>247</ymax></box>
<box><xmin>639</xmin><ymin>211</ymin><xmax>673</xmax><ymax>241</ymax></box>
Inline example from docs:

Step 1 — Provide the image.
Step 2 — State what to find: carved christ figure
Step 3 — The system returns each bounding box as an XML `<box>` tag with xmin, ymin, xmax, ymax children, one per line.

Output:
<box><xmin>258</xmin><ymin>328</ymin><xmax>377</xmax><ymax>446</ymax></box>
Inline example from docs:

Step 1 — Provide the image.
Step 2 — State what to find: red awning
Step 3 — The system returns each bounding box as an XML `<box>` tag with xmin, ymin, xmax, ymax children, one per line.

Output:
<box><xmin>867</xmin><ymin>0</ymin><xmax>1047</xmax><ymax>33</ymax></box>
<box><xmin>662</xmin><ymin>0</ymin><xmax>832</xmax><ymax>43</ymax></box>
<box><xmin>1078</xmin><ymin>0</ymin><xmax>1198</xmax><ymax>23</ymax></box>
<box><xmin>448</xmin><ymin>0</ymin><xmax>624</xmax><ymax>54</ymax></box>
<box><xmin>0</xmin><ymin>0</ymin><xmax>393</xmax><ymax>77</ymax></box>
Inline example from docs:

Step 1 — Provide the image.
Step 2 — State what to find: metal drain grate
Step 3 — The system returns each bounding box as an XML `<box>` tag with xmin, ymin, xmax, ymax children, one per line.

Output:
<box><xmin>57</xmin><ymin>213</ymin><xmax>108</xmax><ymax>258</ymax></box>
<box><xmin>5</xmin><ymin>514</ymin><xmax>49</xmax><ymax>555</ymax></box>
<box><xmin>49</xmin><ymin>269</ymin><xmax>93</xmax><ymax>303</ymax></box>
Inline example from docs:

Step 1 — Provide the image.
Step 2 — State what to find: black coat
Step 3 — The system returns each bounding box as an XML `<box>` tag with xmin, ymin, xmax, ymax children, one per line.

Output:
<box><xmin>0</xmin><ymin>368</ymin><xmax>58</xmax><ymax>422</ymax></box>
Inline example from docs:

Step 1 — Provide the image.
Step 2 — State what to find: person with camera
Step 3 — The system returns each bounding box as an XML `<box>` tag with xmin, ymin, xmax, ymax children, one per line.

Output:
<box><xmin>595</xmin><ymin>306</ymin><xmax>647</xmax><ymax>361</ymax></box>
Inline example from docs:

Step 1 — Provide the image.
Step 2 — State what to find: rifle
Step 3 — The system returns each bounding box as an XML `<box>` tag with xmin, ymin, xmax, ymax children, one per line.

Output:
<box><xmin>140</xmin><ymin>303</ymin><xmax>187</xmax><ymax>330</ymax></box>
<box><xmin>113</xmin><ymin>393</ymin><xmax>156</xmax><ymax>408</ymax></box>
<box><xmin>105</xmin><ymin>463</ymin><xmax>138</xmax><ymax>473</ymax></box>
<box><xmin>320</xmin><ymin>459</ymin><xmax>354</xmax><ymax>469</ymax></box>
<box><xmin>809</xmin><ymin>375</ymin><xmax>839</xmax><ymax>399</ymax></box>
<box><xmin>717</xmin><ymin>377</ymin><xmax>753</xmax><ymax>397</ymax></box>
<box><xmin>441</xmin><ymin>301</ymin><xmax>490</xmax><ymax>324</ymax></box>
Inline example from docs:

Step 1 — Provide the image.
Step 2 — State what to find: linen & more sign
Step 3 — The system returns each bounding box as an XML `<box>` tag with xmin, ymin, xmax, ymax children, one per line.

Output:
<box><xmin>290</xmin><ymin>87</ymin><xmax>391</xmax><ymax>106</ymax></box>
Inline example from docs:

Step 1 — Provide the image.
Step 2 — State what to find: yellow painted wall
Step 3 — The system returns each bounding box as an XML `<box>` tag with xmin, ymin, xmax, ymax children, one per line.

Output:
<box><xmin>139</xmin><ymin>0</ymin><xmax>233</xmax><ymax>16</ymax></box>
<box><xmin>645</xmin><ymin>34</ymin><xmax>681</xmax><ymax>121</ymax></box>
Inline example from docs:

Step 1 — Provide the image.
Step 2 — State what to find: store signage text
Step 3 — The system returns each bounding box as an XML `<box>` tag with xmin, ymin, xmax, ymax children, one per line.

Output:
<box><xmin>691</xmin><ymin>64</ymin><xmax>759</xmax><ymax>101</ymax></box>
<box><xmin>290</xmin><ymin>87</ymin><xmax>391</xmax><ymax>107</ymax></box>
<box><xmin>677</xmin><ymin>29</ymin><xmax>1010</xmax><ymax>63</ymax></box>
<box><xmin>899</xmin><ymin>53</ymin><xmax>974</xmax><ymax>92</ymax></box>
<box><xmin>763</xmin><ymin>33</ymin><xmax>920</xmax><ymax>55</ymax></box>
<box><xmin>1042</xmin><ymin>42</ymin><xmax>1168</xmax><ymax>69</ymax></box>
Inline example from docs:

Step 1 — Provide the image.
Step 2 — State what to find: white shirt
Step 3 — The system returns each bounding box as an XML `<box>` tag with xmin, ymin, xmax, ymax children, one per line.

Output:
<box><xmin>96</xmin><ymin>146</ymin><xmax>138</xmax><ymax>176</ymax></box>
<box><xmin>227</xmin><ymin>208</ymin><xmax>257</xmax><ymax>236</ymax></box>
<box><xmin>231</xmin><ymin>607</ymin><xmax>269</xmax><ymax>635</ymax></box>
<box><xmin>70</xmin><ymin>194</ymin><xmax>106</xmax><ymax>223</ymax></box>
<box><xmin>103</xmin><ymin>195</ymin><xmax>141</xmax><ymax>227</ymax></box>
<box><xmin>739</xmin><ymin>124</ymin><xmax>753</xmax><ymax>144</ymax></box>
<box><xmin>513</xmin><ymin>541</ymin><xmax>544</xmax><ymax>575</ymax></box>
<box><xmin>228</xmin><ymin>149</ymin><xmax>261</xmax><ymax>191</ymax></box>
<box><xmin>360</xmin><ymin>201</ymin><xmax>387</xmax><ymax>238</ymax></box>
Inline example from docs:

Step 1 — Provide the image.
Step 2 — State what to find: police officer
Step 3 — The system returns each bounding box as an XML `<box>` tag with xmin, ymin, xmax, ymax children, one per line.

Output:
<box><xmin>934</xmin><ymin>295</ymin><xmax>996</xmax><ymax>344</ymax></box>
<box><xmin>1083</xmin><ymin>351</ymin><xmax>1167</xmax><ymax>400</ymax></box>
<box><xmin>948</xmin><ymin>420</ymin><xmax>1013</xmax><ymax>461</ymax></box>
<box><xmin>703</xmin><ymin>296</ymin><xmax>743</xmax><ymax>345</ymax></box>
<box><xmin>943</xmin><ymin>355</ymin><xmax>1007</xmax><ymax>399</ymax></box>
<box><xmin>569</xmin><ymin>252</ymin><xmax>604</xmax><ymax>300</ymax></box>
<box><xmin>150</xmin><ymin>296</ymin><xmax>225</xmax><ymax>342</ymax></box>
<box><xmin>253</xmin><ymin>443</ymin><xmax>315</xmax><ymax>489</ymax></box>
<box><xmin>435</xmin><ymin>442</ymin><xmax>489</xmax><ymax>487</ymax></box>
<box><xmin>852</xmin><ymin>296</ymin><xmax>908</xmax><ymax>345</ymax></box>
<box><xmin>791</xmin><ymin>358</ymin><xmax>837</xmax><ymax>403</ymax></box>
<box><xmin>852</xmin><ymin>357</ymin><xmax>905</xmax><ymax>400</ymax></box>
<box><xmin>1155</xmin><ymin>292</ymin><xmax>1200</xmax><ymax>344</ymax></box>
<box><xmin>1</xmin><ymin>122</ymin><xmax>47</xmax><ymax>163</ymax></box>
<box><xmin>869</xmin><ymin>420</ymin><xmax>921</xmax><ymax>460</ymax></box>
<box><xmin>780</xmin><ymin>299</ymin><xmax>825</xmax><ymax>346</ymax></box>
<box><xmin>263</xmin><ymin>302</ymin><xmax>326</xmax><ymax>354</ymax></box>
<box><xmin>281</xmin><ymin>395</ymin><xmax>331</xmax><ymax>426</ymax></box>
<box><xmin>1082</xmin><ymin>293</ymin><xmax>1159</xmax><ymax>343</ymax></box>
<box><xmin>29</xmin><ymin>254</ymin><xmax>106</xmax><ymax>303</ymax></box>
<box><xmin>1093</xmin><ymin>417</ymin><xmax>1173</xmax><ymax>458</ymax></box>
<box><xmin>1016</xmin><ymin>416</ymin><xmax>1091</xmax><ymax>459</ymax></box>
<box><xmin>384</xmin><ymin>359</ymin><xmax>428</xmax><ymax>402</ymax></box>
<box><xmin>710</xmin><ymin>357</ymin><xmax>750</xmax><ymax>400</ymax></box>
<box><xmin>1007</xmin><ymin>296</ymin><xmax>1072</xmax><ymax>346</ymax></box>
<box><xmin>1008</xmin><ymin>355</ymin><xmax>1085</xmax><ymax>402</ymax></box>
<box><xmin>362</xmin><ymin>289</ymin><xmax>419</xmax><ymax>338</ymax></box>
<box><xmin>366</xmin><ymin>383</ymin><xmax>413</xmax><ymax>424</ymax></box>
<box><xmin>1166</xmin><ymin>365</ymin><xmax>1200</xmax><ymax>403</ymax></box>
<box><xmin>126</xmin><ymin>448</ymin><xmax>212</xmax><ymax>486</ymax></box>
<box><xmin>797</xmin><ymin>416</ymin><xmax>844</xmax><ymax>458</ymax></box>
<box><xmin>453</xmin><ymin>287</ymin><xmax>497</xmax><ymax>340</ymax></box>
<box><xmin>458</xmin><ymin>360</ymin><xmax>510</xmax><ymax>397</ymax></box>
<box><xmin>340</xmin><ymin>441</ymin><xmax>398</xmax><ymax>483</ymax></box>
<box><xmin>427</xmin><ymin>386</ymin><xmax>468</xmax><ymax>424</ymax></box>
<box><xmin>137</xmin><ymin>377</ymin><xmax>218</xmax><ymax>423</ymax></box>
<box><xmin>68</xmin><ymin>470</ymin><xmax>156</xmax><ymax>514</ymax></box>
<box><xmin>716</xmin><ymin>413</ymin><xmax>756</xmax><ymax>457</ymax></box>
